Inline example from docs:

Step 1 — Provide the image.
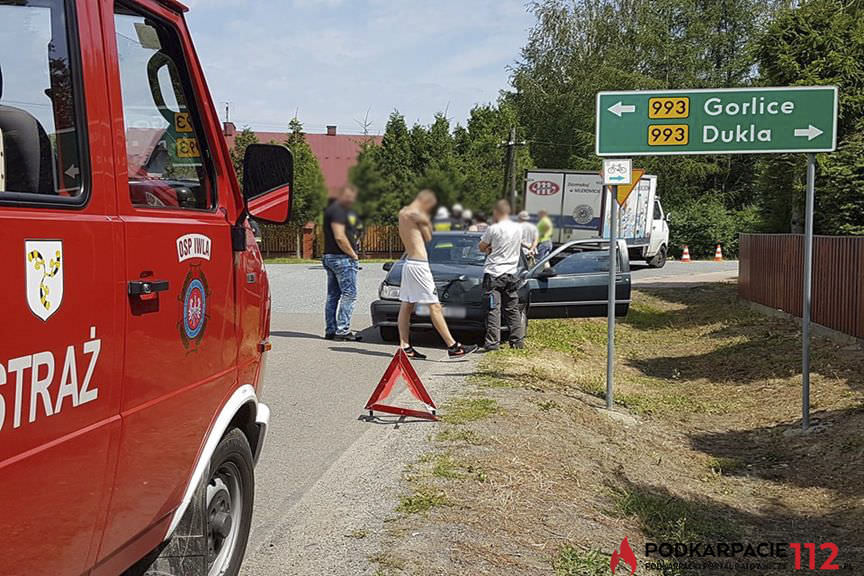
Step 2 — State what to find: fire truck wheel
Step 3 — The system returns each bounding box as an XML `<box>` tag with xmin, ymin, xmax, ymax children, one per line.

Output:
<box><xmin>206</xmin><ymin>428</ymin><xmax>254</xmax><ymax>576</ymax></box>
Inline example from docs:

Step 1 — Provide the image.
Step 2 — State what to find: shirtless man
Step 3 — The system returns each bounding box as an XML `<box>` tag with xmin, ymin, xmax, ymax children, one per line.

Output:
<box><xmin>397</xmin><ymin>190</ymin><xmax>478</xmax><ymax>359</ymax></box>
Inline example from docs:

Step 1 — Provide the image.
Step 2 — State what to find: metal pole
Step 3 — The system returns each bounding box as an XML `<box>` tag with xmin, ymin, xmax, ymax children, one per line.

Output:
<box><xmin>802</xmin><ymin>153</ymin><xmax>816</xmax><ymax>430</ymax></box>
<box><xmin>508</xmin><ymin>126</ymin><xmax>518</xmax><ymax>209</ymax></box>
<box><xmin>606</xmin><ymin>186</ymin><xmax>618</xmax><ymax>409</ymax></box>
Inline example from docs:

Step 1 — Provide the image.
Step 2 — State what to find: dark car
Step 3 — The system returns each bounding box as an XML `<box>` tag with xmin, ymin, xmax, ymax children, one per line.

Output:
<box><xmin>371</xmin><ymin>232</ymin><xmax>631</xmax><ymax>342</ymax></box>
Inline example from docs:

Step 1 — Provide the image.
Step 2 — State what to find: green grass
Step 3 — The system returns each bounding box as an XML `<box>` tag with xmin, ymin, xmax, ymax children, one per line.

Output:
<box><xmin>706</xmin><ymin>456</ymin><xmax>744</xmax><ymax>475</ymax></box>
<box><xmin>616</xmin><ymin>391</ymin><xmax>728</xmax><ymax>416</ymax></box>
<box><xmin>554</xmin><ymin>546</ymin><xmax>609</xmax><ymax>576</ymax></box>
<box><xmin>397</xmin><ymin>486</ymin><xmax>447</xmax><ymax>514</ymax></box>
<box><xmin>436</xmin><ymin>428</ymin><xmax>486</xmax><ymax>445</ymax></box>
<box><xmin>529</xmin><ymin>318</ymin><xmax>609</xmax><ymax>351</ymax></box>
<box><xmin>535</xmin><ymin>399</ymin><xmax>560</xmax><ymax>411</ymax></box>
<box><xmin>427</xmin><ymin>452</ymin><xmax>487</xmax><ymax>482</ymax></box>
<box><xmin>431</xmin><ymin>453</ymin><xmax>462</xmax><ymax>479</ymax></box>
<box><xmin>441</xmin><ymin>397</ymin><xmax>498</xmax><ymax>424</ymax></box>
<box><xmin>613</xmin><ymin>486</ymin><xmax>733</xmax><ymax>543</ymax></box>
<box><xmin>623</xmin><ymin>302</ymin><xmax>676</xmax><ymax>330</ymax></box>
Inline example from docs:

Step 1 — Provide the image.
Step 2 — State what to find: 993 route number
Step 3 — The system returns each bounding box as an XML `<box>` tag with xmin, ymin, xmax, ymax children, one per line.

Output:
<box><xmin>649</xmin><ymin>97</ymin><xmax>689</xmax><ymax>119</ymax></box>
<box><xmin>648</xmin><ymin>124</ymin><xmax>689</xmax><ymax>146</ymax></box>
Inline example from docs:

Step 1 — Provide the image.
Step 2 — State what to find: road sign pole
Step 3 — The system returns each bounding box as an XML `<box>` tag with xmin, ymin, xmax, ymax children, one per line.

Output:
<box><xmin>802</xmin><ymin>153</ymin><xmax>816</xmax><ymax>430</ymax></box>
<box><xmin>606</xmin><ymin>185</ymin><xmax>618</xmax><ymax>409</ymax></box>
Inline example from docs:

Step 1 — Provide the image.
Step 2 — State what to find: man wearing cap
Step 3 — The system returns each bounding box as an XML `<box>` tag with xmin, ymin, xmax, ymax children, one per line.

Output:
<box><xmin>517</xmin><ymin>210</ymin><xmax>538</xmax><ymax>268</ymax></box>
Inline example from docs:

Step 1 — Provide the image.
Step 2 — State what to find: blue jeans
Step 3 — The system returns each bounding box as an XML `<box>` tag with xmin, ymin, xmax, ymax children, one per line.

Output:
<box><xmin>323</xmin><ymin>254</ymin><xmax>358</xmax><ymax>336</ymax></box>
<box><xmin>537</xmin><ymin>241</ymin><xmax>553</xmax><ymax>262</ymax></box>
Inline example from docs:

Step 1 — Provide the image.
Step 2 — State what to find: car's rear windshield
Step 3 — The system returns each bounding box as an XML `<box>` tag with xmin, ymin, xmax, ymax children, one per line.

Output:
<box><xmin>427</xmin><ymin>235</ymin><xmax>485</xmax><ymax>266</ymax></box>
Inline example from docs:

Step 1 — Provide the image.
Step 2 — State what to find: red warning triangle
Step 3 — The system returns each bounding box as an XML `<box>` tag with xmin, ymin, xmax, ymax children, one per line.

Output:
<box><xmin>365</xmin><ymin>348</ymin><xmax>438</xmax><ymax>421</ymax></box>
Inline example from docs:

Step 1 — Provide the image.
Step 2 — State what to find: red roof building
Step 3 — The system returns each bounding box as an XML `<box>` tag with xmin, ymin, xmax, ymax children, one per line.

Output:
<box><xmin>223</xmin><ymin>123</ymin><xmax>381</xmax><ymax>194</ymax></box>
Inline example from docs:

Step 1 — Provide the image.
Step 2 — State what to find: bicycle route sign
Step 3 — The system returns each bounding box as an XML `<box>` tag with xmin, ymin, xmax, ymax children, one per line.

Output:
<box><xmin>595</xmin><ymin>86</ymin><xmax>838</xmax><ymax>156</ymax></box>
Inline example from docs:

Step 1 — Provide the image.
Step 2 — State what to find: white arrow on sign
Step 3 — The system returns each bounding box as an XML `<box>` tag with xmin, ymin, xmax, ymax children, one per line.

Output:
<box><xmin>608</xmin><ymin>101</ymin><xmax>636</xmax><ymax>117</ymax></box>
<box><xmin>65</xmin><ymin>165</ymin><xmax>80</xmax><ymax>179</ymax></box>
<box><xmin>794</xmin><ymin>125</ymin><xmax>824</xmax><ymax>141</ymax></box>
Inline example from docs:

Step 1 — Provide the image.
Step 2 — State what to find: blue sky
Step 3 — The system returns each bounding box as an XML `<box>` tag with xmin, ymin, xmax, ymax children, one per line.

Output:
<box><xmin>185</xmin><ymin>0</ymin><xmax>534</xmax><ymax>135</ymax></box>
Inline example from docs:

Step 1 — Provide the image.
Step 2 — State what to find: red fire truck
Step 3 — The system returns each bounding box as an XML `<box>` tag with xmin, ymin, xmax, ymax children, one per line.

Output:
<box><xmin>0</xmin><ymin>1</ymin><xmax>292</xmax><ymax>574</ymax></box>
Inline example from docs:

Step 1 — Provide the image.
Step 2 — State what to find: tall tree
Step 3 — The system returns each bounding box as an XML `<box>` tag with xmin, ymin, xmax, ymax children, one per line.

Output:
<box><xmin>352</xmin><ymin>112</ymin><xmax>417</xmax><ymax>223</ymax></box>
<box><xmin>350</xmin><ymin>104</ymin><xmax>533</xmax><ymax>223</ymax></box>
<box><xmin>510</xmin><ymin>0</ymin><xmax>779</xmax><ymax>220</ymax></box>
<box><xmin>229</xmin><ymin>127</ymin><xmax>258</xmax><ymax>186</ymax></box>
<box><xmin>283</xmin><ymin>118</ymin><xmax>327</xmax><ymax>225</ymax></box>
<box><xmin>756</xmin><ymin>0</ymin><xmax>864</xmax><ymax>234</ymax></box>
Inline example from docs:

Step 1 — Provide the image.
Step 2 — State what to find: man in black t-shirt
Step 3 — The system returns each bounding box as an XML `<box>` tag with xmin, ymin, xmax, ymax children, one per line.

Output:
<box><xmin>322</xmin><ymin>186</ymin><xmax>362</xmax><ymax>341</ymax></box>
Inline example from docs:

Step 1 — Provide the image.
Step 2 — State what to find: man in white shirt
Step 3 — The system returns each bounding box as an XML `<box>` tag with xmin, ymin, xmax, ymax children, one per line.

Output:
<box><xmin>518</xmin><ymin>210</ymin><xmax>539</xmax><ymax>267</ymax></box>
<box><xmin>478</xmin><ymin>199</ymin><xmax>525</xmax><ymax>350</ymax></box>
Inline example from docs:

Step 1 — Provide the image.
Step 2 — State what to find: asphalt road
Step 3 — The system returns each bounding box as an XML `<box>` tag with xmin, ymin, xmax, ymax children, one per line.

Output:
<box><xmin>240</xmin><ymin>259</ymin><xmax>738</xmax><ymax>574</ymax></box>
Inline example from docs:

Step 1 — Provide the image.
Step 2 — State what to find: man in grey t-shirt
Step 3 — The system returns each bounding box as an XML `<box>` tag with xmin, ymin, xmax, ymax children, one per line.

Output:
<box><xmin>478</xmin><ymin>199</ymin><xmax>525</xmax><ymax>350</ymax></box>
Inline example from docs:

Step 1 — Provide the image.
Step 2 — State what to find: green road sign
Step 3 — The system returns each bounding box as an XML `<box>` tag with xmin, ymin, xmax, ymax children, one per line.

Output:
<box><xmin>596</xmin><ymin>86</ymin><xmax>837</xmax><ymax>156</ymax></box>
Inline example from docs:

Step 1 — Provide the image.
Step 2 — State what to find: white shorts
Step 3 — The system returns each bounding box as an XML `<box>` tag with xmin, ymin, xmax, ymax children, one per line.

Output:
<box><xmin>400</xmin><ymin>259</ymin><xmax>439</xmax><ymax>304</ymax></box>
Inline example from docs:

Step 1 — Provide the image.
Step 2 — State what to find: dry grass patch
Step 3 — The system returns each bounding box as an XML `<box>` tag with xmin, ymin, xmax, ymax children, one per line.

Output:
<box><xmin>375</xmin><ymin>284</ymin><xmax>864</xmax><ymax>575</ymax></box>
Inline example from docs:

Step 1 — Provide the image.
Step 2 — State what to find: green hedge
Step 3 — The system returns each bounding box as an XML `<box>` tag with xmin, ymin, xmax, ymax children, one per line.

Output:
<box><xmin>668</xmin><ymin>200</ymin><xmax>762</xmax><ymax>259</ymax></box>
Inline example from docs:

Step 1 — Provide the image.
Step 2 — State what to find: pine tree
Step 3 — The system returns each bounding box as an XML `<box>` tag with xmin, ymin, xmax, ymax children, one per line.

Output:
<box><xmin>283</xmin><ymin>118</ymin><xmax>327</xmax><ymax>225</ymax></box>
<box><xmin>229</xmin><ymin>127</ymin><xmax>258</xmax><ymax>187</ymax></box>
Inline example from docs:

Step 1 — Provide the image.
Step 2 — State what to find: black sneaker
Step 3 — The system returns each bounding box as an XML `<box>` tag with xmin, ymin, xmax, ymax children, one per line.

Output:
<box><xmin>477</xmin><ymin>345</ymin><xmax>500</xmax><ymax>353</ymax></box>
<box><xmin>335</xmin><ymin>332</ymin><xmax>362</xmax><ymax>342</ymax></box>
<box><xmin>448</xmin><ymin>342</ymin><xmax>479</xmax><ymax>358</ymax></box>
<box><xmin>324</xmin><ymin>333</ymin><xmax>336</xmax><ymax>340</ymax></box>
<box><xmin>401</xmin><ymin>346</ymin><xmax>428</xmax><ymax>360</ymax></box>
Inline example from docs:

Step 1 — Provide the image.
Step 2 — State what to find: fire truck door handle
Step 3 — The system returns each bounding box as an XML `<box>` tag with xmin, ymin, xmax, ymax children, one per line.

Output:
<box><xmin>128</xmin><ymin>280</ymin><xmax>170</xmax><ymax>296</ymax></box>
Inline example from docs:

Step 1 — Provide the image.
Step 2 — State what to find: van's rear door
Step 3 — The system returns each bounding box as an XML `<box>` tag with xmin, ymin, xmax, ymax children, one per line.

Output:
<box><xmin>0</xmin><ymin>1</ymin><xmax>123</xmax><ymax>574</ymax></box>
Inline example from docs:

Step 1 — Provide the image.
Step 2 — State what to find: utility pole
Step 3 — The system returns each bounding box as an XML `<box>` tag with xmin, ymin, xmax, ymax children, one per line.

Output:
<box><xmin>500</xmin><ymin>127</ymin><xmax>527</xmax><ymax>209</ymax></box>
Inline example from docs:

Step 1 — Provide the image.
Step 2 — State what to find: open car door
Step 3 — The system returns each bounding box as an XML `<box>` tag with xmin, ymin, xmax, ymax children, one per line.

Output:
<box><xmin>520</xmin><ymin>240</ymin><xmax>631</xmax><ymax>318</ymax></box>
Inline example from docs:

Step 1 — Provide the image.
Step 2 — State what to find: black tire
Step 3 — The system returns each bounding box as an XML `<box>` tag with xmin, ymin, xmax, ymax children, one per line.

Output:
<box><xmin>379</xmin><ymin>326</ymin><xmax>399</xmax><ymax>342</ymax></box>
<box><xmin>206</xmin><ymin>429</ymin><xmax>254</xmax><ymax>576</ymax></box>
<box><xmin>648</xmin><ymin>245</ymin><xmax>667</xmax><ymax>268</ymax></box>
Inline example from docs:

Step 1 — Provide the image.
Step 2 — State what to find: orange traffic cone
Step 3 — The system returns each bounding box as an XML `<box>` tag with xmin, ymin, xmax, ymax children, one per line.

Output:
<box><xmin>681</xmin><ymin>245</ymin><xmax>691</xmax><ymax>263</ymax></box>
<box><xmin>714</xmin><ymin>244</ymin><xmax>723</xmax><ymax>262</ymax></box>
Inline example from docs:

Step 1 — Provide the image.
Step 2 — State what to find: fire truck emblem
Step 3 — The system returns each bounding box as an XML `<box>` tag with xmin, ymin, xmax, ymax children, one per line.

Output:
<box><xmin>179</xmin><ymin>265</ymin><xmax>210</xmax><ymax>350</ymax></box>
<box><xmin>25</xmin><ymin>240</ymin><xmax>64</xmax><ymax>321</ymax></box>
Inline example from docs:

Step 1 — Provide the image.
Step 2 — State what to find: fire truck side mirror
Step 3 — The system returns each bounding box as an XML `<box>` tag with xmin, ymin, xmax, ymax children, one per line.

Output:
<box><xmin>243</xmin><ymin>143</ymin><xmax>294</xmax><ymax>224</ymax></box>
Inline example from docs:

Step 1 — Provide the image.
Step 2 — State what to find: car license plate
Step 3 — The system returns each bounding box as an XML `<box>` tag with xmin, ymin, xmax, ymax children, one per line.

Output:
<box><xmin>415</xmin><ymin>304</ymin><xmax>466</xmax><ymax>319</ymax></box>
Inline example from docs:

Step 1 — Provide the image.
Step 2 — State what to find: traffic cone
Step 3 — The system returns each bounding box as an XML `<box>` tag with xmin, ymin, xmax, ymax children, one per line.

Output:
<box><xmin>714</xmin><ymin>244</ymin><xmax>723</xmax><ymax>262</ymax></box>
<box><xmin>681</xmin><ymin>245</ymin><xmax>691</xmax><ymax>263</ymax></box>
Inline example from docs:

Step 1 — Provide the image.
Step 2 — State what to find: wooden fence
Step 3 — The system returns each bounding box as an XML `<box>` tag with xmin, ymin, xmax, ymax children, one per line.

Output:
<box><xmin>739</xmin><ymin>233</ymin><xmax>864</xmax><ymax>339</ymax></box>
<box><xmin>358</xmin><ymin>225</ymin><xmax>403</xmax><ymax>259</ymax></box>
<box><xmin>260</xmin><ymin>223</ymin><xmax>403</xmax><ymax>259</ymax></box>
<box><xmin>259</xmin><ymin>224</ymin><xmax>303</xmax><ymax>258</ymax></box>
